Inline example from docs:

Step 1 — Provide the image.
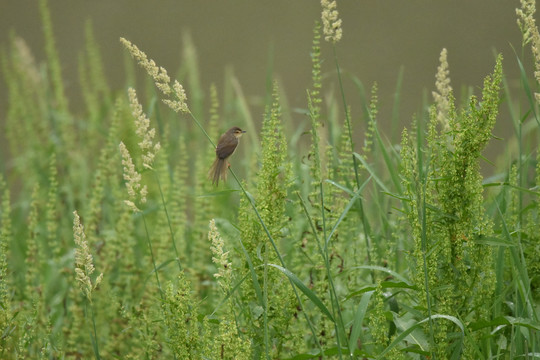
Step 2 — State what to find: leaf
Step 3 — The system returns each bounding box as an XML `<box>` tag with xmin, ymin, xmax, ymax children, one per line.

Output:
<box><xmin>151</xmin><ymin>258</ymin><xmax>177</xmax><ymax>273</ymax></box>
<box><xmin>345</xmin><ymin>265</ymin><xmax>412</xmax><ymax>284</ymax></box>
<box><xmin>267</xmin><ymin>264</ymin><xmax>334</xmax><ymax>322</ymax></box>
<box><xmin>345</xmin><ymin>282</ymin><xmax>415</xmax><ymax>301</ymax></box>
<box><xmin>373</xmin><ymin>126</ymin><xmax>403</xmax><ymax>193</ymax></box>
<box><xmin>381</xmin><ymin>191</ymin><xmax>410</xmax><ymax>201</ymax></box>
<box><xmin>325</xmin><ymin>190</ymin><xmax>360</xmax><ymax>248</ymax></box>
<box><xmin>325</xmin><ymin>177</ymin><xmax>371</xmax><ymax>248</ymax></box>
<box><xmin>353</xmin><ymin>153</ymin><xmax>390</xmax><ymax>193</ymax></box>
<box><xmin>238</xmin><ymin>238</ymin><xmax>264</xmax><ymax>308</ymax></box>
<box><xmin>198</xmin><ymin>189</ymin><xmax>240</xmax><ymax>197</ymax></box>
<box><xmin>325</xmin><ymin>179</ymin><xmax>355</xmax><ymax>196</ymax></box>
<box><xmin>284</xmin><ymin>346</ymin><xmax>363</xmax><ymax>360</ymax></box>
<box><xmin>210</xmin><ymin>272</ymin><xmax>250</xmax><ymax>317</ymax></box>
<box><xmin>473</xmin><ymin>236</ymin><xmax>516</xmax><ymax>247</ymax></box>
<box><xmin>470</xmin><ymin>316</ymin><xmax>540</xmax><ymax>331</ymax></box>
<box><xmin>515</xmin><ymin>51</ymin><xmax>540</xmax><ymax>127</ymax></box>
<box><xmin>348</xmin><ymin>291</ymin><xmax>374</xmax><ymax>354</ymax></box>
<box><xmin>377</xmin><ymin>314</ymin><xmax>464</xmax><ymax>359</ymax></box>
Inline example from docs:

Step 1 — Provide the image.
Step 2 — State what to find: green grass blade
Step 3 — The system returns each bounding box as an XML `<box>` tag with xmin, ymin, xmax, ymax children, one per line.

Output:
<box><xmin>210</xmin><ymin>272</ymin><xmax>250</xmax><ymax>317</ymax></box>
<box><xmin>325</xmin><ymin>176</ymin><xmax>371</xmax><ymax>248</ymax></box>
<box><xmin>377</xmin><ymin>314</ymin><xmax>464</xmax><ymax>359</ymax></box>
<box><xmin>345</xmin><ymin>265</ymin><xmax>412</xmax><ymax>285</ymax></box>
<box><xmin>198</xmin><ymin>189</ymin><xmax>241</xmax><ymax>197</ymax></box>
<box><xmin>373</xmin><ymin>127</ymin><xmax>403</xmax><ymax>194</ymax></box>
<box><xmin>324</xmin><ymin>179</ymin><xmax>355</xmax><ymax>196</ymax></box>
<box><xmin>353</xmin><ymin>153</ymin><xmax>390</xmax><ymax>193</ymax></box>
<box><xmin>283</xmin><ymin>346</ymin><xmax>357</xmax><ymax>360</ymax></box>
<box><xmin>267</xmin><ymin>264</ymin><xmax>335</xmax><ymax>323</ymax></box>
<box><xmin>237</xmin><ymin>235</ymin><xmax>265</xmax><ymax>308</ymax></box>
<box><xmin>348</xmin><ymin>290</ymin><xmax>374</xmax><ymax>355</ymax></box>
<box><xmin>496</xmin><ymin>204</ymin><xmax>538</xmax><ymax>322</ymax></box>
<box><xmin>514</xmin><ymin>53</ymin><xmax>540</xmax><ymax>127</ymax></box>
<box><xmin>390</xmin><ymin>66</ymin><xmax>404</xmax><ymax>143</ymax></box>
<box><xmin>344</xmin><ymin>281</ymin><xmax>415</xmax><ymax>301</ymax></box>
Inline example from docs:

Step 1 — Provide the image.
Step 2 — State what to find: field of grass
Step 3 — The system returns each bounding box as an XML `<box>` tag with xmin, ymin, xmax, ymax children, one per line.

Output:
<box><xmin>0</xmin><ymin>0</ymin><xmax>539</xmax><ymax>359</ymax></box>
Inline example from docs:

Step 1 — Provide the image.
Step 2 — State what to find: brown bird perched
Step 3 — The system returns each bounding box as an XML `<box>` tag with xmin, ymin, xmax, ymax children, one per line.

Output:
<box><xmin>209</xmin><ymin>127</ymin><xmax>246</xmax><ymax>185</ymax></box>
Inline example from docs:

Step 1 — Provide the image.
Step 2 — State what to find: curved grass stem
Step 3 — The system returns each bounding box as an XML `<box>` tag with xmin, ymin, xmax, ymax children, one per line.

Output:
<box><xmin>332</xmin><ymin>45</ymin><xmax>374</xmax><ymax>285</ymax></box>
<box><xmin>142</xmin><ymin>213</ymin><xmax>163</xmax><ymax>299</ymax></box>
<box><xmin>154</xmin><ymin>171</ymin><xmax>183</xmax><ymax>272</ymax></box>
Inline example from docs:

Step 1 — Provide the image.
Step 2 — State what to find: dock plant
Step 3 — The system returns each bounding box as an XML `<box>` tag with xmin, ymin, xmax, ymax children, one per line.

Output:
<box><xmin>0</xmin><ymin>0</ymin><xmax>538</xmax><ymax>358</ymax></box>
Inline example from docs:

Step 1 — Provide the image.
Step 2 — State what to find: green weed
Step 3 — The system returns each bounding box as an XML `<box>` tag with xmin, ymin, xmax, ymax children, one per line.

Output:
<box><xmin>0</xmin><ymin>1</ymin><xmax>539</xmax><ymax>359</ymax></box>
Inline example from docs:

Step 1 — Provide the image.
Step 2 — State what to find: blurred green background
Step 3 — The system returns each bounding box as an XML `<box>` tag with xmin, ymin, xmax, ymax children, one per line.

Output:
<box><xmin>0</xmin><ymin>1</ymin><xmax>527</xmax><ymax>155</ymax></box>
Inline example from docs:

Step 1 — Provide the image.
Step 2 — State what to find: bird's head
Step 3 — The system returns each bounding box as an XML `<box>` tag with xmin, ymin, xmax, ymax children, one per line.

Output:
<box><xmin>229</xmin><ymin>127</ymin><xmax>246</xmax><ymax>138</ymax></box>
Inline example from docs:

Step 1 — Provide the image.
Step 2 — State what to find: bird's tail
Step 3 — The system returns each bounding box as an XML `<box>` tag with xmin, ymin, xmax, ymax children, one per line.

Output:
<box><xmin>209</xmin><ymin>158</ymin><xmax>227</xmax><ymax>185</ymax></box>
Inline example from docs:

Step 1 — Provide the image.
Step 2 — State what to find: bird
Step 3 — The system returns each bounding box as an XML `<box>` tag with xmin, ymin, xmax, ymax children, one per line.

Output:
<box><xmin>209</xmin><ymin>126</ymin><xmax>246</xmax><ymax>185</ymax></box>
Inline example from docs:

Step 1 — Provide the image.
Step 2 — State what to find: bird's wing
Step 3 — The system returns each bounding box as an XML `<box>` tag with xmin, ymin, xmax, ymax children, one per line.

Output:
<box><xmin>216</xmin><ymin>137</ymin><xmax>238</xmax><ymax>159</ymax></box>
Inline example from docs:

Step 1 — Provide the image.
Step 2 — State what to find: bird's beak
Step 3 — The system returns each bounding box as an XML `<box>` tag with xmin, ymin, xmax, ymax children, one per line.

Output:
<box><xmin>242</xmin><ymin>130</ymin><xmax>246</xmax><ymax>133</ymax></box>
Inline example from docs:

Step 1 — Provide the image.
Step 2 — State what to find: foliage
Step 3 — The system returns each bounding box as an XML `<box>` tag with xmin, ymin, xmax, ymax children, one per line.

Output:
<box><xmin>0</xmin><ymin>0</ymin><xmax>539</xmax><ymax>359</ymax></box>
